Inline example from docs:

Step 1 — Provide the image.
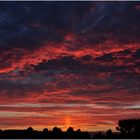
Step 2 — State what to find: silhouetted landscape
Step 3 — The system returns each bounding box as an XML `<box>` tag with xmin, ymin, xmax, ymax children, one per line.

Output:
<box><xmin>0</xmin><ymin>119</ymin><xmax>140</xmax><ymax>139</ymax></box>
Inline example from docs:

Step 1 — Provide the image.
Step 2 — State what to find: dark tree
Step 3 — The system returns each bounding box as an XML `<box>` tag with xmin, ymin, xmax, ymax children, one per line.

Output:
<box><xmin>42</xmin><ymin>128</ymin><xmax>49</xmax><ymax>138</ymax></box>
<box><xmin>27</xmin><ymin>127</ymin><xmax>34</xmax><ymax>132</ymax></box>
<box><xmin>52</xmin><ymin>127</ymin><xmax>62</xmax><ymax>134</ymax></box>
<box><xmin>43</xmin><ymin>128</ymin><xmax>48</xmax><ymax>133</ymax></box>
<box><xmin>116</xmin><ymin>119</ymin><xmax>140</xmax><ymax>138</ymax></box>
<box><xmin>106</xmin><ymin>129</ymin><xmax>113</xmax><ymax>138</ymax></box>
<box><xmin>51</xmin><ymin>127</ymin><xmax>63</xmax><ymax>138</ymax></box>
<box><xmin>66</xmin><ymin>127</ymin><xmax>75</xmax><ymax>138</ymax></box>
<box><xmin>75</xmin><ymin>129</ymin><xmax>81</xmax><ymax>138</ymax></box>
<box><xmin>0</xmin><ymin>130</ymin><xmax>2</xmax><ymax>137</ymax></box>
<box><xmin>67</xmin><ymin>127</ymin><xmax>74</xmax><ymax>133</ymax></box>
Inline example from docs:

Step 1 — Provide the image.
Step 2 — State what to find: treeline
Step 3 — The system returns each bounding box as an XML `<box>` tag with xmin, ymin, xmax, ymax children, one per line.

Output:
<box><xmin>0</xmin><ymin>127</ymin><xmax>90</xmax><ymax>139</ymax></box>
<box><xmin>0</xmin><ymin>119</ymin><xmax>140</xmax><ymax>139</ymax></box>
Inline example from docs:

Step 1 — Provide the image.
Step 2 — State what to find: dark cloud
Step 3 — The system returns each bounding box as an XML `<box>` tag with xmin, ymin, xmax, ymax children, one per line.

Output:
<box><xmin>133</xmin><ymin>49</ymin><xmax>140</xmax><ymax>59</ymax></box>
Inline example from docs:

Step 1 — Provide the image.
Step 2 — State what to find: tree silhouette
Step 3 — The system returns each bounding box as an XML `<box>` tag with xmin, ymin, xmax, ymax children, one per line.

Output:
<box><xmin>51</xmin><ymin>127</ymin><xmax>63</xmax><ymax>138</ymax></box>
<box><xmin>42</xmin><ymin>128</ymin><xmax>49</xmax><ymax>138</ymax></box>
<box><xmin>116</xmin><ymin>119</ymin><xmax>140</xmax><ymax>138</ymax></box>
<box><xmin>66</xmin><ymin>127</ymin><xmax>74</xmax><ymax>133</ymax></box>
<box><xmin>27</xmin><ymin>127</ymin><xmax>33</xmax><ymax>132</ymax></box>
<box><xmin>106</xmin><ymin>129</ymin><xmax>114</xmax><ymax>138</ymax></box>
<box><xmin>43</xmin><ymin>128</ymin><xmax>48</xmax><ymax>133</ymax></box>
<box><xmin>66</xmin><ymin>127</ymin><xmax>75</xmax><ymax>138</ymax></box>
<box><xmin>26</xmin><ymin>127</ymin><xmax>34</xmax><ymax>138</ymax></box>
<box><xmin>52</xmin><ymin>127</ymin><xmax>62</xmax><ymax>133</ymax></box>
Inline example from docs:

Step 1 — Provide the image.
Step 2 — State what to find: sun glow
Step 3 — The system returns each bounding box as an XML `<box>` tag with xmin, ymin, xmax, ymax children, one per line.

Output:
<box><xmin>65</xmin><ymin>116</ymin><xmax>71</xmax><ymax>129</ymax></box>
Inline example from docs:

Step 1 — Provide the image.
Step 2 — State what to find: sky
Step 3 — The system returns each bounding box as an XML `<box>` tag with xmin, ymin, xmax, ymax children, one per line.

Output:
<box><xmin>0</xmin><ymin>1</ymin><xmax>140</xmax><ymax>132</ymax></box>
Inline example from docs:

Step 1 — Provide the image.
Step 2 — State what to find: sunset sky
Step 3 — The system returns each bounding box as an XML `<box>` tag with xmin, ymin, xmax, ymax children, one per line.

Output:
<box><xmin>0</xmin><ymin>1</ymin><xmax>140</xmax><ymax>132</ymax></box>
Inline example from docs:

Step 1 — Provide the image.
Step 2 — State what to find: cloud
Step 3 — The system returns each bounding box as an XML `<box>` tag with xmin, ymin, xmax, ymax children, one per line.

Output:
<box><xmin>0</xmin><ymin>1</ymin><xmax>140</xmax><ymax>131</ymax></box>
<box><xmin>0</xmin><ymin>1</ymin><xmax>140</xmax><ymax>73</ymax></box>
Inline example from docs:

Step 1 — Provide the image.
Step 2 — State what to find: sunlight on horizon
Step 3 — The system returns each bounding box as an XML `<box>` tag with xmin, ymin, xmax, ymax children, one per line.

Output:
<box><xmin>65</xmin><ymin>116</ymin><xmax>71</xmax><ymax>129</ymax></box>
